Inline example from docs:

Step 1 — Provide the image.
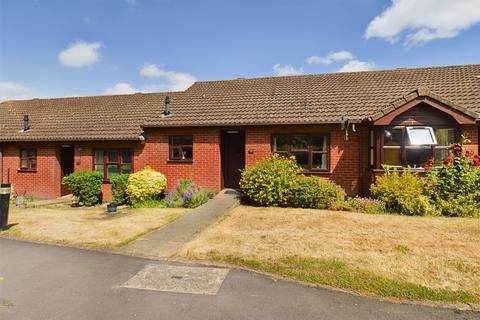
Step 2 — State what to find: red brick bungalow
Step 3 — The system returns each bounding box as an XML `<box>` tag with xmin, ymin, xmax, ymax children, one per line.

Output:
<box><xmin>0</xmin><ymin>64</ymin><xmax>479</xmax><ymax>200</ymax></box>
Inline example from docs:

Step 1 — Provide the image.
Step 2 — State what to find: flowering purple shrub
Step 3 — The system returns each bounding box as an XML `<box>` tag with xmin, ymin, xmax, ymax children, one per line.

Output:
<box><xmin>166</xmin><ymin>179</ymin><xmax>215</xmax><ymax>208</ymax></box>
<box><xmin>182</xmin><ymin>189</ymin><xmax>194</xmax><ymax>202</ymax></box>
<box><xmin>166</xmin><ymin>193</ymin><xmax>175</xmax><ymax>205</ymax></box>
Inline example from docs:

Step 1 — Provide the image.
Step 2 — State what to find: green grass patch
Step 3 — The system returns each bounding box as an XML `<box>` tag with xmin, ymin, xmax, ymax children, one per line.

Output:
<box><xmin>394</xmin><ymin>244</ymin><xmax>411</xmax><ymax>254</ymax></box>
<box><xmin>208</xmin><ymin>253</ymin><xmax>478</xmax><ymax>304</ymax></box>
<box><xmin>117</xmin><ymin>227</ymin><xmax>160</xmax><ymax>247</ymax></box>
<box><xmin>0</xmin><ymin>225</ymin><xmax>22</xmax><ymax>237</ymax></box>
<box><xmin>130</xmin><ymin>199</ymin><xmax>168</xmax><ymax>209</ymax></box>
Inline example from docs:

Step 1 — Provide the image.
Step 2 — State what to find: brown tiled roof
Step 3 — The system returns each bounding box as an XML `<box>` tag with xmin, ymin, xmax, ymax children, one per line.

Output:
<box><xmin>370</xmin><ymin>86</ymin><xmax>479</xmax><ymax>121</ymax></box>
<box><xmin>0</xmin><ymin>93</ymin><xmax>173</xmax><ymax>142</ymax></box>
<box><xmin>1</xmin><ymin>64</ymin><xmax>479</xmax><ymax>142</ymax></box>
<box><xmin>145</xmin><ymin>64</ymin><xmax>480</xmax><ymax>127</ymax></box>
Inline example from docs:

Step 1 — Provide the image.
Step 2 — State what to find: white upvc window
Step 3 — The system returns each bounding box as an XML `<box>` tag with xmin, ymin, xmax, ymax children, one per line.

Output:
<box><xmin>406</xmin><ymin>126</ymin><xmax>437</xmax><ymax>145</ymax></box>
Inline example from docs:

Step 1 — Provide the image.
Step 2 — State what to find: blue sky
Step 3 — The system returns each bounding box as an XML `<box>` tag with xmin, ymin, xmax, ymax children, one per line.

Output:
<box><xmin>1</xmin><ymin>0</ymin><xmax>480</xmax><ymax>100</ymax></box>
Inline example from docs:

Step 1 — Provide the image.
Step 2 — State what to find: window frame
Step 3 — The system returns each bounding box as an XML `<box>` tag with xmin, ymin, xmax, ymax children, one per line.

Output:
<box><xmin>376</xmin><ymin>125</ymin><xmax>459</xmax><ymax>169</ymax></box>
<box><xmin>93</xmin><ymin>149</ymin><xmax>133</xmax><ymax>181</ymax></box>
<box><xmin>271</xmin><ymin>134</ymin><xmax>330</xmax><ymax>172</ymax></box>
<box><xmin>169</xmin><ymin>135</ymin><xmax>193</xmax><ymax>162</ymax></box>
<box><xmin>405</xmin><ymin>126</ymin><xmax>437</xmax><ymax>145</ymax></box>
<box><xmin>19</xmin><ymin>148</ymin><xmax>37</xmax><ymax>172</ymax></box>
<box><xmin>368</xmin><ymin>129</ymin><xmax>375</xmax><ymax>168</ymax></box>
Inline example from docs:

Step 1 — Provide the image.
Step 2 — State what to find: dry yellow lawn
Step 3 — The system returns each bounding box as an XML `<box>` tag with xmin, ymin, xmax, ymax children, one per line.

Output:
<box><xmin>177</xmin><ymin>205</ymin><xmax>480</xmax><ymax>296</ymax></box>
<box><xmin>1</xmin><ymin>205</ymin><xmax>189</xmax><ymax>249</ymax></box>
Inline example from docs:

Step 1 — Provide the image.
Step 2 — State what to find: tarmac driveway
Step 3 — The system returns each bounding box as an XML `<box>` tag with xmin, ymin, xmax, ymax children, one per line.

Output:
<box><xmin>0</xmin><ymin>238</ymin><xmax>478</xmax><ymax>320</ymax></box>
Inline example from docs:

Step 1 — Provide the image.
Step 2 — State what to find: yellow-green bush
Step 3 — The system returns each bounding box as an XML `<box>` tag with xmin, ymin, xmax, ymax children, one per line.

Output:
<box><xmin>288</xmin><ymin>176</ymin><xmax>346</xmax><ymax>209</ymax></box>
<box><xmin>240</xmin><ymin>154</ymin><xmax>302</xmax><ymax>206</ymax></box>
<box><xmin>126</xmin><ymin>167</ymin><xmax>167</xmax><ymax>204</ymax></box>
<box><xmin>370</xmin><ymin>167</ymin><xmax>437</xmax><ymax>216</ymax></box>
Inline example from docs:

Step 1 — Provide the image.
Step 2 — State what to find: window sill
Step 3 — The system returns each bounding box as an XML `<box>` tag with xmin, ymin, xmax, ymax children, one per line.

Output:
<box><xmin>371</xmin><ymin>166</ymin><xmax>442</xmax><ymax>173</ymax></box>
<box><xmin>167</xmin><ymin>160</ymin><xmax>193</xmax><ymax>164</ymax></box>
<box><xmin>17</xmin><ymin>169</ymin><xmax>37</xmax><ymax>173</ymax></box>
<box><xmin>304</xmin><ymin>170</ymin><xmax>332</xmax><ymax>175</ymax></box>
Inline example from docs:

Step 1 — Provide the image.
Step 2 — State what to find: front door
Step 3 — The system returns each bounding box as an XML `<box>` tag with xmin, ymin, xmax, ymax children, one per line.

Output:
<box><xmin>221</xmin><ymin>130</ymin><xmax>245</xmax><ymax>188</ymax></box>
<box><xmin>60</xmin><ymin>146</ymin><xmax>75</xmax><ymax>196</ymax></box>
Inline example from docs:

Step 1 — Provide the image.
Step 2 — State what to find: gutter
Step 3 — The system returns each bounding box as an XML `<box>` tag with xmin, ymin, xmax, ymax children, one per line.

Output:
<box><xmin>141</xmin><ymin>120</ymin><xmax>363</xmax><ymax>129</ymax></box>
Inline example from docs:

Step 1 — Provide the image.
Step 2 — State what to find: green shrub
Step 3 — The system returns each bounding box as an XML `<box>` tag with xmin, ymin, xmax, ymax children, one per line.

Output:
<box><xmin>130</xmin><ymin>198</ymin><xmax>168</xmax><ymax>208</ymax></box>
<box><xmin>426</xmin><ymin>137</ymin><xmax>480</xmax><ymax>217</ymax></box>
<box><xmin>371</xmin><ymin>137</ymin><xmax>480</xmax><ymax>218</ymax></box>
<box><xmin>370</xmin><ymin>167</ymin><xmax>435</xmax><ymax>216</ymax></box>
<box><xmin>328</xmin><ymin>200</ymin><xmax>355</xmax><ymax>212</ymax></box>
<box><xmin>338</xmin><ymin>197</ymin><xmax>387</xmax><ymax>214</ymax></box>
<box><xmin>288</xmin><ymin>176</ymin><xmax>346</xmax><ymax>209</ymax></box>
<box><xmin>435</xmin><ymin>195</ymin><xmax>480</xmax><ymax>218</ymax></box>
<box><xmin>126</xmin><ymin>166</ymin><xmax>167</xmax><ymax>205</ymax></box>
<box><xmin>110</xmin><ymin>174</ymin><xmax>130</xmax><ymax>205</ymax></box>
<box><xmin>166</xmin><ymin>179</ymin><xmax>215</xmax><ymax>208</ymax></box>
<box><xmin>62</xmin><ymin>171</ymin><xmax>103</xmax><ymax>206</ymax></box>
<box><xmin>240</xmin><ymin>154</ymin><xmax>303</xmax><ymax>206</ymax></box>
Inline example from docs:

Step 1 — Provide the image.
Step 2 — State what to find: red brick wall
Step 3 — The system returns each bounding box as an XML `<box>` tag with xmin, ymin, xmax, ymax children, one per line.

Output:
<box><xmin>139</xmin><ymin>128</ymin><xmax>222</xmax><ymax>192</ymax></box>
<box><xmin>245</xmin><ymin>124</ymin><xmax>367</xmax><ymax>196</ymax></box>
<box><xmin>72</xmin><ymin>142</ymin><xmax>142</xmax><ymax>202</ymax></box>
<box><xmin>1</xmin><ymin>125</ymin><xmax>476</xmax><ymax>201</ymax></box>
<box><xmin>1</xmin><ymin>144</ymin><xmax>61</xmax><ymax>199</ymax></box>
<box><xmin>463</xmin><ymin>125</ymin><xmax>479</xmax><ymax>155</ymax></box>
<box><xmin>0</xmin><ymin>131</ymin><xmax>221</xmax><ymax>201</ymax></box>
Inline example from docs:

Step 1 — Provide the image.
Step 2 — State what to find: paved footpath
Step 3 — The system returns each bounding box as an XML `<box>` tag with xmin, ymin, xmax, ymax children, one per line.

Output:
<box><xmin>119</xmin><ymin>189</ymin><xmax>241</xmax><ymax>259</ymax></box>
<box><xmin>0</xmin><ymin>238</ymin><xmax>479</xmax><ymax>320</ymax></box>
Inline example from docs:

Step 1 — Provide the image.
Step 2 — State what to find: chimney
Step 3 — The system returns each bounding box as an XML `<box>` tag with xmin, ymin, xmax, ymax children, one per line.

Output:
<box><xmin>23</xmin><ymin>115</ymin><xmax>30</xmax><ymax>132</ymax></box>
<box><xmin>162</xmin><ymin>95</ymin><xmax>171</xmax><ymax>117</ymax></box>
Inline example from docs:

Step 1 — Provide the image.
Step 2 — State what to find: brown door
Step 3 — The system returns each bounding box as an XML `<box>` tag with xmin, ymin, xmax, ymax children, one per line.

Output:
<box><xmin>60</xmin><ymin>146</ymin><xmax>75</xmax><ymax>196</ymax></box>
<box><xmin>221</xmin><ymin>130</ymin><xmax>245</xmax><ymax>188</ymax></box>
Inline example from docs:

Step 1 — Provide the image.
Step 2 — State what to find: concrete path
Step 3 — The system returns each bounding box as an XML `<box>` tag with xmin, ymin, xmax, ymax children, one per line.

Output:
<box><xmin>1</xmin><ymin>238</ymin><xmax>478</xmax><ymax>320</ymax></box>
<box><xmin>120</xmin><ymin>189</ymin><xmax>241</xmax><ymax>259</ymax></box>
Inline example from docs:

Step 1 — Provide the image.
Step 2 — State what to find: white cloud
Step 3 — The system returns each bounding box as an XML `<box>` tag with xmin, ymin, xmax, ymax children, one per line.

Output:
<box><xmin>58</xmin><ymin>41</ymin><xmax>102</xmax><ymax>68</ymax></box>
<box><xmin>305</xmin><ymin>56</ymin><xmax>331</xmax><ymax>65</ymax></box>
<box><xmin>103</xmin><ymin>82</ymin><xmax>137</xmax><ymax>95</ymax></box>
<box><xmin>338</xmin><ymin>60</ymin><xmax>375</xmax><ymax>73</ymax></box>
<box><xmin>365</xmin><ymin>0</ymin><xmax>480</xmax><ymax>46</ymax></box>
<box><xmin>304</xmin><ymin>50</ymin><xmax>374</xmax><ymax>73</ymax></box>
<box><xmin>306</xmin><ymin>50</ymin><xmax>355</xmax><ymax>65</ymax></box>
<box><xmin>272</xmin><ymin>64</ymin><xmax>304</xmax><ymax>76</ymax></box>
<box><xmin>139</xmin><ymin>63</ymin><xmax>163</xmax><ymax>78</ymax></box>
<box><xmin>328</xmin><ymin>50</ymin><xmax>355</xmax><ymax>61</ymax></box>
<box><xmin>0</xmin><ymin>81</ymin><xmax>35</xmax><ymax>100</ymax></box>
<box><xmin>139</xmin><ymin>63</ymin><xmax>197</xmax><ymax>91</ymax></box>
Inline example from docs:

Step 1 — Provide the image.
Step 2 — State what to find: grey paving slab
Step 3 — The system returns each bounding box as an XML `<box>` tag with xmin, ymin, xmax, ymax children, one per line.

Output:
<box><xmin>121</xmin><ymin>264</ymin><xmax>229</xmax><ymax>295</ymax></box>
<box><xmin>1</xmin><ymin>238</ymin><xmax>478</xmax><ymax>320</ymax></box>
<box><xmin>119</xmin><ymin>189</ymin><xmax>241</xmax><ymax>258</ymax></box>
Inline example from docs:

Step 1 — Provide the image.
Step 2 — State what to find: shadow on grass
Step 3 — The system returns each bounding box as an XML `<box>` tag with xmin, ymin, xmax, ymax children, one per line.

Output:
<box><xmin>0</xmin><ymin>223</ymin><xmax>18</xmax><ymax>231</ymax></box>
